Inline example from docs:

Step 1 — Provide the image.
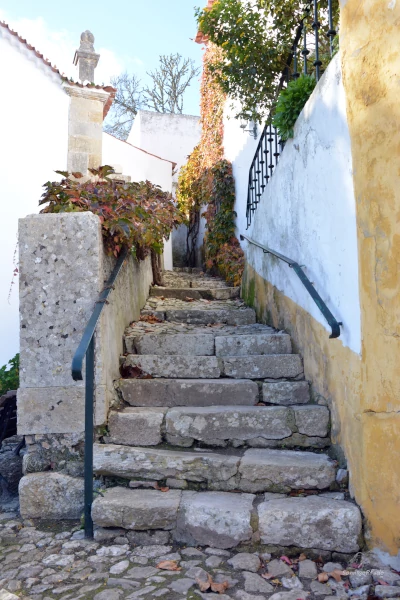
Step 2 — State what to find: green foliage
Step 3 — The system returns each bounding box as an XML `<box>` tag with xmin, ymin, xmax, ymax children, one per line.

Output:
<box><xmin>40</xmin><ymin>166</ymin><xmax>184</xmax><ymax>258</ymax></box>
<box><xmin>0</xmin><ymin>354</ymin><xmax>19</xmax><ymax>396</ymax></box>
<box><xmin>272</xmin><ymin>75</ymin><xmax>317</xmax><ymax>140</ymax></box>
<box><xmin>196</xmin><ymin>0</ymin><xmax>339</xmax><ymax>122</ymax></box>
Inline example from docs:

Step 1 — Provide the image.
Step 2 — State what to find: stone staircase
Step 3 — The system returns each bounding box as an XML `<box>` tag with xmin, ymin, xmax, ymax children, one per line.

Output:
<box><xmin>92</xmin><ymin>269</ymin><xmax>362</xmax><ymax>554</ymax></box>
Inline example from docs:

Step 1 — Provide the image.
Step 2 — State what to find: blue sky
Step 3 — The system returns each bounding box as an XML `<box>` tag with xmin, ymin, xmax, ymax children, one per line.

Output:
<box><xmin>0</xmin><ymin>0</ymin><xmax>203</xmax><ymax>116</ymax></box>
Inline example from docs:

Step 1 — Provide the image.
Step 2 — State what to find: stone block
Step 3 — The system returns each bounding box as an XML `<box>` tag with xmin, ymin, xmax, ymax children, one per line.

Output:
<box><xmin>126</xmin><ymin>333</ymin><xmax>215</xmax><ymax>356</ymax></box>
<box><xmin>92</xmin><ymin>487</ymin><xmax>181</xmax><ymax>530</ymax></box>
<box><xmin>118</xmin><ymin>378</ymin><xmax>259</xmax><ymax>407</ymax></box>
<box><xmin>165</xmin><ymin>308</ymin><xmax>256</xmax><ymax>325</ymax></box>
<box><xmin>108</xmin><ymin>408</ymin><xmax>167</xmax><ymax>446</ymax></box>
<box><xmin>175</xmin><ymin>491</ymin><xmax>255</xmax><ymax>549</ymax></box>
<box><xmin>19</xmin><ymin>473</ymin><xmax>84</xmax><ymax>519</ymax></box>
<box><xmin>215</xmin><ymin>334</ymin><xmax>292</xmax><ymax>357</ymax></box>
<box><xmin>17</xmin><ymin>387</ymin><xmax>84</xmax><ymax>435</ymax></box>
<box><xmin>222</xmin><ymin>355</ymin><xmax>303</xmax><ymax>379</ymax></box>
<box><xmin>93</xmin><ymin>444</ymin><xmax>239</xmax><ymax>487</ymax></box>
<box><xmin>123</xmin><ymin>354</ymin><xmax>221</xmax><ymax>378</ymax></box>
<box><xmin>238</xmin><ymin>449</ymin><xmax>336</xmax><ymax>493</ymax></box>
<box><xmin>165</xmin><ymin>406</ymin><xmax>292</xmax><ymax>447</ymax></box>
<box><xmin>263</xmin><ymin>381</ymin><xmax>310</xmax><ymax>405</ymax></box>
<box><xmin>258</xmin><ymin>496</ymin><xmax>362</xmax><ymax>552</ymax></box>
<box><xmin>293</xmin><ymin>406</ymin><xmax>330</xmax><ymax>437</ymax></box>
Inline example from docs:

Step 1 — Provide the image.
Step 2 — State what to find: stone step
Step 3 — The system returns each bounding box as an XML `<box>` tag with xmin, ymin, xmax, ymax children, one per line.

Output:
<box><xmin>91</xmin><ymin>486</ymin><xmax>362</xmax><ymax>551</ymax></box>
<box><xmin>125</xmin><ymin>331</ymin><xmax>291</xmax><ymax>356</ymax></box>
<box><xmin>150</xmin><ymin>286</ymin><xmax>240</xmax><ymax>300</ymax></box>
<box><xmin>122</xmin><ymin>353</ymin><xmax>303</xmax><ymax>379</ymax></box>
<box><xmin>215</xmin><ymin>333</ymin><xmax>292</xmax><ymax>356</ymax></box>
<box><xmin>164</xmin><ymin>405</ymin><xmax>330</xmax><ymax>448</ymax></box>
<box><xmin>93</xmin><ymin>444</ymin><xmax>336</xmax><ymax>492</ymax></box>
<box><xmin>222</xmin><ymin>355</ymin><xmax>303</xmax><ymax>379</ymax></box>
<box><xmin>144</xmin><ymin>308</ymin><xmax>256</xmax><ymax>325</ymax></box>
<box><xmin>263</xmin><ymin>381</ymin><xmax>310</xmax><ymax>405</ymax></box>
<box><xmin>118</xmin><ymin>378</ymin><xmax>259</xmax><ymax>407</ymax></box>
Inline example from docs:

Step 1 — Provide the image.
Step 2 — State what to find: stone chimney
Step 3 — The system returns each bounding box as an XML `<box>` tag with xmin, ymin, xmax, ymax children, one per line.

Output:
<box><xmin>73</xmin><ymin>30</ymin><xmax>99</xmax><ymax>84</ymax></box>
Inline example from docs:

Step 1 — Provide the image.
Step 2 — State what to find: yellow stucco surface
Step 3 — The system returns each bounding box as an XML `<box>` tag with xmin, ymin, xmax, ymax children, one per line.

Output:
<box><xmin>242</xmin><ymin>261</ymin><xmax>400</xmax><ymax>553</ymax></box>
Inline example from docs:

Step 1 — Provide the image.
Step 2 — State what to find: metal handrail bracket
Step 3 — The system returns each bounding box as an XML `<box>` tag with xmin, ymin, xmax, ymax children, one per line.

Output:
<box><xmin>71</xmin><ymin>246</ymin><xmax>129</xmax><ymax>538</ymax></box>
<box><xmin>240</xmin><ymin>233</ymin><xmax>341</xmax><ymax>339</ymax></box>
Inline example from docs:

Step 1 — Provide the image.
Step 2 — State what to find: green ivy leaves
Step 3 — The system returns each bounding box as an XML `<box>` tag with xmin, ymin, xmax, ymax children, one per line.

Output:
<box><xmin>272</xmin><ymin>75</ymin><xmax>317</xmax><ymax>140</ymax></box>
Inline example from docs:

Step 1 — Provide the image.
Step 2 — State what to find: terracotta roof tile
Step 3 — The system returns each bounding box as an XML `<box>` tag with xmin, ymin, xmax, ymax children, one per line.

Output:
<box><xmin>0</xmin><ymin>21</ymin><xmax>116</xmax><ymax>117</ymax></box>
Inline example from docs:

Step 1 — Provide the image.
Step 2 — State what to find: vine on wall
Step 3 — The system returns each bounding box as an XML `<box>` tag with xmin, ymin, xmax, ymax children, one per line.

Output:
<box><xmin>177</xmin><ymin>43</ymin><xmax>244</xmax><ymax>286</ymax></box>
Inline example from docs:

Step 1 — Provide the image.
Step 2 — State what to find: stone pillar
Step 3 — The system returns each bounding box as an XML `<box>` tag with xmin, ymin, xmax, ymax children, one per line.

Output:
<box><xmin>64</xmin><ymin>84</ymin><xmax>110</xmax><ymax>175</ymax></box>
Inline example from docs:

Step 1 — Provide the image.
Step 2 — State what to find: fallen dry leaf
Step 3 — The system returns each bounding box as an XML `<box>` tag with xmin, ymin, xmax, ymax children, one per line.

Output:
<box><xmin>377</xmin><ymin>580</ymin><xmax>390</xmax><ymax>586</ymax></box>
<box><xmin>211</xmin><ymin>581</ymin><xmax>229</xmax><ymax>593</ymax></box>
<box><xmin>271</xmin><ymin>579</ymin><xmax>282</xmax><ymax>585</ymax></box>
<box><xmin>281</xmin><ymin>556</ymin><xmax>292</xmax><ymax>565</ymax></box>
<box><xmin>298</xmin><ymin>553</ymin><xmax>307</xmax><ymax>562</ymax></box>
<box><xmin>318</xmin><ymin>573</ymin><xmax>329</xmax><ymax>583</ymax></box>
<box><xmin>119</xmin><ymin>365</ymin><xmax>152</xmax><ymax>379</ymax></box>
<box><xmin>140</xmin><ymin>314</ymin><xmax>162</xmax><ymax>323</ymax></box>
<box><xmin>184</xmin><ymin>297</ymin><xmax>195</xmax><ymax>302</ymax></box>
<box><xmin>262</xmin><ymin>573</ymin><xmax>275</xmax><ymax>580</ymax></box>
<box><xmin>329</xmin><ymin>569</ymin><xmax>346</xmax><ymax>583</ymax></box>
<box><xmin>196</xmin><ymin>574</ymin><xmax>212</xmax><ymax>592</ymax></box>
<box><xmin>156</xmin><ymin>560</ymin><xmax>181</xmax><ymax>571</ymax></box>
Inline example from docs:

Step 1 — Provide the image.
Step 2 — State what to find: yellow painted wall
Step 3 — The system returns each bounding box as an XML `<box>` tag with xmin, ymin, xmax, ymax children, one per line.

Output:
<box><xmin>243</xmin><ymin>0</ymin><xmax>400</xmax><ymax>554</ymax></box>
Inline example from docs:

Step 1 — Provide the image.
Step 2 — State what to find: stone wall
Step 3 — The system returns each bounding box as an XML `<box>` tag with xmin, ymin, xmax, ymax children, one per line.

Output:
<box><xmin>18</xmin><ymin>212</ymin><xmax>152</xmax><ymax>473</ymax></box>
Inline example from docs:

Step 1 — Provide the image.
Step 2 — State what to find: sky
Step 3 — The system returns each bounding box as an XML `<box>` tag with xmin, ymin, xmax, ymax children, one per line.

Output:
<box><xmin>0</xmin><ymin>0</ymin><xmax>204</xmax><ymax>117</ymax></box>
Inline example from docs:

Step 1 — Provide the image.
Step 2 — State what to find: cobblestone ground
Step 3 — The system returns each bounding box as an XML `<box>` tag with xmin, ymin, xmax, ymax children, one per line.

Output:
<box><xmin>1</xmin><ymin>507</ymin><xmax>399</xmax><ymax>600</ymax></box>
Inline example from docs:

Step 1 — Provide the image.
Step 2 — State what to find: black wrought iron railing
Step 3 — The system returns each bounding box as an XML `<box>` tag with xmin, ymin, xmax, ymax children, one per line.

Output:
<box><xmin>246</xmin><ymin>0</ymin><xmax>337</xmax><ymax>228</ymax></box>
<box><xmin>240</xmin><ymin>234</ymin><xmax>341</xmax><ymax>338</ymax></box>
<box><xmin>71</xmin><ymin>246</ymin><xmax>129</xmax><ymax>539</ymax></box>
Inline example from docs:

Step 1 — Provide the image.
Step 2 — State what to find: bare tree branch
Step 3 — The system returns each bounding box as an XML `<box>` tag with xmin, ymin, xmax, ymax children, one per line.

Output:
<box><xmin>104</xmin><ymin>71</ymin><xmax>144</xmax><ymax>140</ymax></box>
<box><xmin>144</xmin><ymin>54</ymin><xmax>200</xmax><ymax>114</ymax></box>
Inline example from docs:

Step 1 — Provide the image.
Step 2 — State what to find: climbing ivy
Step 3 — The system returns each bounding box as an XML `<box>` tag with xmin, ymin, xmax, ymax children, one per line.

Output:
<box><xmin>40</xmin><ymin>166</ymin><xmax>183</xmax><ymax>260</ymax></box>
<box><xmin>272</xmin><ymin>75</ymin><xmax>317</xmax><ymax>140</ymax></box>
<box><xmin>177</xmin><ymin>44</ymin><xmax>244</xmax><ymax>285</ymax></box>
<box><xmin>196</xmin><ymin>0</ymin><xmax>339</xmax><ymax>122</ymax></box>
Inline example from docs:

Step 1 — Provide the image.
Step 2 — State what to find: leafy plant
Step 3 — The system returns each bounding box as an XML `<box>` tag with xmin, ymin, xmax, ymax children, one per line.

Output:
<box><xmin>272</xmin><ymin>75</ymin><xmax>317</xmax><ymax>140</ymax></box>
<box><xmin>39</xmin><ymin>166</ymin><xmax>184</xmax><ymax>258</ymax></box>
<box><xmin>0</xmin><ymin>354</ymin><xmax>19</xmax><ymax>395</ymax></box>
<box><xmin>196</xmin><ymin>0</ymin><xmax>339</xmax><ymax>122</ymax></box>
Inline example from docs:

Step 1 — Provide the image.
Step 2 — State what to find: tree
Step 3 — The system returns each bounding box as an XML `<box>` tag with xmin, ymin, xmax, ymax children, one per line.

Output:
<box><xmin>143</xmin><ymin>53</ymin><xmax>200</xmax><ymax>114</ymax></box>
<box><xmin>104</xmin><ymin>71</ymin><xmax>143</xmax><ymax>140</ymax></box>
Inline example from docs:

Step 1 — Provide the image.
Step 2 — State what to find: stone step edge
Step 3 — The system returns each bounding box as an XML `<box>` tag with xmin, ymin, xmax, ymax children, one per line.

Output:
<box><xmin>150</xmin><ymin>287</ymin><xmax>240</xmax><ymax>300</ymax></box>
<box><xmin>90</xmin><ymin>487</ymin><xmax>362</xmax><ymax>552</ymax></box>
<box><xmin>93</xmin><ymin>444</ymin><xmax>337</xmax><ymax>493</ymax></box>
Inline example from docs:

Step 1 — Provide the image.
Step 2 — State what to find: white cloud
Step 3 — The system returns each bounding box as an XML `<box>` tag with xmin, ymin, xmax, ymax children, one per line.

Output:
<box><xmin>0</xmin><ymin>11</ymin><xmax>130</xmax><ymax>85</ymax></box>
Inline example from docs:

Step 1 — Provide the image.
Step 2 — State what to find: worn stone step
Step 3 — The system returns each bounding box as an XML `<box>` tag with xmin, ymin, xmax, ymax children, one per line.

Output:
<box><xmin>215</xmin><ymin>333</ymin><xmax>292</xmax><ymax>357</ymax></box>
<box><xmin>91</xmin><ymin>487</ymin><xmax>362</xmax><ymax>551</ymax></box>
<box><xmin>150</xmin><ymin>287</ymin><xmax>240</xmax><ymax>300</ymax></box>
<box><xmin>263</xmin><ymin>381</ymin><xmax>310</xmax><ymax>405</ymax></box>
<box><xmin>222</xmin><ymin>355</ymin><xmax>303</xmax><ymax>379</ymax></box>
<box><xmin>92</xmin><ymin>487</ymin><xmax>182</xmax><ymax>531</ymax></box>
<box><xmin>118</xmin><ymin>378</ymin><xmax>259</xmax><ymax>407</ymax></box>
<box><xmin>93</xmin><ymin>444</ymin><xmax>336</xmax><ymax>493</ymax></box>
<box><xmin>258</xmin><ymin>496</ymin><xmax>362</xmax><ymax>552</ymax></box>
<box><xmin>164</xmin><ymin>308</ymin><xmax>256</xmax><ymax>325</ymax></box>
<box><xmin>165</xmin><ymin>405</ymin><xmax>330</xmax><ymax>448</ymax></box>
<box><xmin>126</xmin><ymin>333</ymin><xmax>215</xmax><ymax>356</ymax></box>
<box><xmin>108</xmin><ymin>408</ymin><xmax>167</xmax><ymax>446</ymax></box>
<box><xmin>122</xmin><ymin>354</ymin><xmax>221</xmax><ymax>378</ymax></box>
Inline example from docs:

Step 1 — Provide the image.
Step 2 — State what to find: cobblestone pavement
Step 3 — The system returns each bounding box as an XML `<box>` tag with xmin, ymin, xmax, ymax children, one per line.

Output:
<box><xmin>1</xmin><ymin>509</ymin><xmax>399</xmax><ymax>600</ymax></box>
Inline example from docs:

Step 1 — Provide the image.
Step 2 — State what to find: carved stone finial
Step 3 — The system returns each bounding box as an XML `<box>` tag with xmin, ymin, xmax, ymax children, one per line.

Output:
<box><xmin>73</xmin><ymin>30</ymin><xmax>99</xmax><ymax>83</ymax></box>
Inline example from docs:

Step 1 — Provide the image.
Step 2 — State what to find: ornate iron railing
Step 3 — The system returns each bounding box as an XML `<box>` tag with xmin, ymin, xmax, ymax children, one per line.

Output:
<box><xmin>71</xmin><ymin>247</ymin><xmax>129</xmax><ymax>538</ymax></box>
<box><xmin>240</xmin><ymin>233</ymin><xmax>341</xmax><ymax>338</ymax></box>
<box><xmin>246</xmin><ymin>0</ymin><xmax>337</xmax><ymax>228</ymax></box>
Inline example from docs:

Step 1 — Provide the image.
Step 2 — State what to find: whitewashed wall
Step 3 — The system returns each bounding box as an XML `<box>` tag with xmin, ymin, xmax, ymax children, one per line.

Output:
<box><xmin>227</xmin><ymin>54</ymin><xmax>361</xmax><ymax>353</ymax></box>
<box><xmin>129</xmin><ymin>111</ymin><xmax>201</xmax><ymax>266</ymax></box>
<box><xmin>102</xmin><ymin>132</ymin><xmax>174</xmax><ymax>270</ymax></box>
<box><xmin>0</xmin><ymin>27</ymin><xmax>69</xmax><ymax>367</ymax></box>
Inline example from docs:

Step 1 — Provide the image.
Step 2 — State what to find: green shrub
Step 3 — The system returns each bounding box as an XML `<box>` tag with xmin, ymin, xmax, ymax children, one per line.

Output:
<box><xmin>0</xmin><ymin>354</ymin><xmax>19</xmax><ymax>395</ymax></box>
<box><xmin>272</xmin><ymin>75</ymin><xmax>317</xmax><ymax>141</ymax></box>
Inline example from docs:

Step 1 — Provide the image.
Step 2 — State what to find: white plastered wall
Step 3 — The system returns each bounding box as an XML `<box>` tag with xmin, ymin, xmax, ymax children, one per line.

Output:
<box><xmin>225</xmin><ymin>54</ymin><xmax>361</xmax><ymax>354</ymax></box>
<box><xmin>102</xmin><ymin>132</ymin><xmax>174</xmax><ymax>270</ymax></box>
<box><xmin>0</xmin><ymin>27</ymin><xmax>69</xmax><ymax>367</ymax></box>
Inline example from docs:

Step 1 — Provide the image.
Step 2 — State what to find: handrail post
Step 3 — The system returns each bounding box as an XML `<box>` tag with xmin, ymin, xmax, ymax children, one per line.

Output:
<box><xmin>84</xmin><ymin>335</ymin><xmax>95</xmax><ymax>539</ymax></box>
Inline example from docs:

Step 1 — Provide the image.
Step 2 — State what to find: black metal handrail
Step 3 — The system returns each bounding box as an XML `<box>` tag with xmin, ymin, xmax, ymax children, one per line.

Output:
<box><xmin>71</xmin><ymin>246</ymin><xmax>129</xmax><ymax>538</ymax></box>
<box><xmin>240</xmin><ymin>234</ymin><xmax>341</xmax><ymax>338</ymax></box>
<box><xmin>246</xmin><ymin>0</ymin><xmax>337</xmax><ymax>228</ymax></box>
